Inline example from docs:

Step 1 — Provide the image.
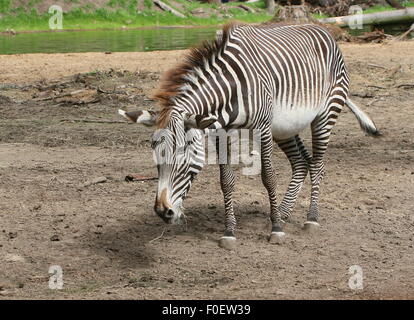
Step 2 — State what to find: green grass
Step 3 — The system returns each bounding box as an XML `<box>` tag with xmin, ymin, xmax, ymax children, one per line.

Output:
<box><xmin>358</xmin><ymin>1</ymin><xmax>414</xmax><ymax>14</ymax></box>
<box><xmin>0</xmin><ymin>12</ymin><xmax>271</xmax><ymax>32</ymax></box>
<box><xmin>0</xmin><ymin>2</ymin><xmax>272</xmax><ymax>32</ymax></box>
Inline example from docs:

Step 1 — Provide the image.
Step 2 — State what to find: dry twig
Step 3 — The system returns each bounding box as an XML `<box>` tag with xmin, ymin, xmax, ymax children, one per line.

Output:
<box><xmin>149</xmin><ymin>228</ymin><xmax>167</xmax><ymax>243</ymax></box>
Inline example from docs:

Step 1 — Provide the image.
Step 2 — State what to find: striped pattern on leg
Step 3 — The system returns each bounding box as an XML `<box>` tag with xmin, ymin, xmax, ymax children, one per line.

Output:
<box><xmin>219</xmin><ymin>163</ymin><xmax>236</xmax><ymax>237</ymax></box>
<box><xmin>277</xmin><ymin>135</ymin><xmax>311</xmax><ymax>221</ymax></box>
<box><xmin>260</xmin><ymin>129</ymin><xmax>282</xmax><ymax>233</ymax></box>
<box><xmin>308</xmin><ymin>92</ymin><xmax>346</xmax><ymax>222</ymax></box>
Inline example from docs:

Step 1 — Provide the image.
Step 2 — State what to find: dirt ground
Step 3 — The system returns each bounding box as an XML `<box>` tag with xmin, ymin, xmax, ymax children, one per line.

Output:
<box><xmin>0</xmin><ymin>41</ymin><xmax>413</xmax><ymax>300</ymax></box>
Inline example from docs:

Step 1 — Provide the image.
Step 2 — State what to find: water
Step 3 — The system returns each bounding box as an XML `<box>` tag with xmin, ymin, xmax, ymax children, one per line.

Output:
<box><xmin>0</xmin><ymin>23</ymin><xmax>412</xmax><ymax>55</ymax></box>
<box><xmin>0</xmin><ymin>27</ymin><xmax>218</xmax><ymax>55</ymax></box>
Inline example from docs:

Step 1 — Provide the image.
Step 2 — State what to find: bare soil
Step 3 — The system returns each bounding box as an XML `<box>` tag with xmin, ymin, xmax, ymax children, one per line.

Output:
<box><xmin>0</xmin><ymin>41</ymin><xmax>413</xmax><ymax>299</ymax></box>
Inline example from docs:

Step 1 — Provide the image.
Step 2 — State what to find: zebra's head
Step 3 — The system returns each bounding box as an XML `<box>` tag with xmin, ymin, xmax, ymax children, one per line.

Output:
<box><xmin>118</xmin><ymin>108</ymin><xmax>205</xmax><ymax>224</ymax></box>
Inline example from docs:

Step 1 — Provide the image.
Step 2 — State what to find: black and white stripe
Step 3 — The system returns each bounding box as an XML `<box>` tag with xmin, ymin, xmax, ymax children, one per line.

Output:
<box><xmin>151</xmin><ymin>23</ymin><xmax>378</xmax><ymax>244</ymax></box>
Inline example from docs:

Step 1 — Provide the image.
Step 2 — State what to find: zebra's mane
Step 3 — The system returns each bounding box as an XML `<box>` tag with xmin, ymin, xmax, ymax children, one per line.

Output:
<box><xmin>154</xmin><ymin>22</ymin><xmax>241</xmax><ymax>128</ymax></box>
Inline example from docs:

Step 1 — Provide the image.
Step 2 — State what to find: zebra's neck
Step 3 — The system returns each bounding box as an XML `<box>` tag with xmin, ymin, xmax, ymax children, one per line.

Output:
<box><xmin>172</xmin><ymin>36</ymin><xmax>248</xmax><ymax>129</ymax></box>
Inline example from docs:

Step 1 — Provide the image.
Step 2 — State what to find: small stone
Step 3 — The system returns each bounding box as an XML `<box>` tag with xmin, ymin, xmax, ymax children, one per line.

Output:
<box><xmin>0</xmin><ymin>290</ymin><xmax>13</xmax><ymax>296</ymax></box>
<box><xmin>50</xmin><ymin>235</ymin><xmax>60</xmax><ymax>241</ymax></box>
<box><xmin>8</xmin><ymin>232</ymin><xmax>17</xmax><ymax>239</ymax></box>
<box><xmin>31</xmin><ymin>204</ymin><xmax>42</xmax><ymax>211</ymax></box>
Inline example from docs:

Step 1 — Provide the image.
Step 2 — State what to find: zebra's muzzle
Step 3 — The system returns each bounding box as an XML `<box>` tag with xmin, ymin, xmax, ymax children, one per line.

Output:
<box><xmin>154</xmin><ymin>188</ymin><xmax>184</xmax><ymax>224</ymax></box>
<box><xmin>155</xmin><ymin>207</ymin><xmax>184</xmax><ymax>225</ymax></box>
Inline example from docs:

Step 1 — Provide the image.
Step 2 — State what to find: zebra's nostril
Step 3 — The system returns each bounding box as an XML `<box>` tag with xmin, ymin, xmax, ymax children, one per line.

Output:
<box><xmin>165</xmin><ymin>209</ymin><xmax>174</xmax><ymax>218</ymax></box>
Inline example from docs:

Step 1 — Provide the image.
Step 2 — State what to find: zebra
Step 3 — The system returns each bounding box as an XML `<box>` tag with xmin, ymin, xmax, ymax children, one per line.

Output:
<box><xmin>119</xmin><ymin>22</ymin><xmax>379</xmax><ymax>249</ymax></box>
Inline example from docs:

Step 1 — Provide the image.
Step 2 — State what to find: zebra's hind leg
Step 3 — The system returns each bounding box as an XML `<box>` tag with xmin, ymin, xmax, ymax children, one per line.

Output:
<box><xmin>305</xmin><ymin>104</ymin><xmax>342</xmax><ymax>232</ymax></box>
<box><xmin>218</xmin><ymin>163</ymin><xmax>237</xmax><ymax>250</ymax></box>
<box><xmin>260</xmin><ymin>129</ymin><xmax>285</xmax><ymax>244</ymax></box>
<box><xmin>276</xmin><ymin>135</ymin><xmax>311</xmax><ymax>222</ymax></box>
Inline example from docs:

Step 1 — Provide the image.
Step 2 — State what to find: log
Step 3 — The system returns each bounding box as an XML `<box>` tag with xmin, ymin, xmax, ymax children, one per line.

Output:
<box><xmin>319</xmin><ymin>8</ymin><xmax>414</xmax><ymax>27</ymax></box>
<box><xmin>385</xmin><ymin>0</ymin><xmax>405</xmax><ymax>10</ymax></box>
<box><xmin>238</xmin><ymin>4</ymin><xmax>255</xmax><ymax>13</ymax></box>
<box><xmin>125</xmin><ymin>174</ymin><xmax>158</xmax><ymax>182</ymax></box>
<box><xmin>153</xmin><ymin>0</ymin><xmax>186</xmax><ymax>18</ymax></box>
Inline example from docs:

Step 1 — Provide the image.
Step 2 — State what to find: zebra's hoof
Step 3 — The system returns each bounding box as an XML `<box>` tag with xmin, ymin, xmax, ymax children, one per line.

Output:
<box><xmin>303</xmin><ymin>221</ymin><xmax>320</xmax><ymax>233</ymax></box>
<box><xmin>268</xmin><ymin>232</ymin><xmax>286</xmax><ymax>244</ymax></box>
<box><xmin>218</xmin><ymin>236</ymin><xmax>236</xmax><ymax>250</ymax></box>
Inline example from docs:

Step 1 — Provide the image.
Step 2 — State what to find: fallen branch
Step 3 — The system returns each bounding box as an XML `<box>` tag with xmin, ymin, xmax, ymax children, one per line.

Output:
<box><xmin>35</xmin><ymin>80</ymin><xmax>73</xmax><ymax>91</ymax></box>
<box><xmin>78</xmin><ymin>176</ymin><xmax>108</xmax><ymax>190</ymax></box>
<box><xmin>238</xmin><ymin>4</ymin><xmax>255</xmax><ymax>13</ymax></box>
<box><xmin>367</xmin><ymin>85</ymin><xmax>387</xmax><ymax>90</ymax></box>
<box><xmin>385</xmin><ymin>0</ymin><xmax>405</xmax><ymax>10</ymax></box>
<box><xmin>367</xmin><ymin>64</ymin><xmax>387</xmax><ymax>70</ymax></box>
<box><xmin>393</xmin><ymin>22</ymin><xmax>414</xmax><ymax>41</ymax></box>
<box><xmin>125</xmin><ymin>174</ymin><xmax>158</xmax><ymax>182</ymax></box>
<box><xmin>153</xmin><ymin>0</ymin><xmax>185</xmax><ymax>18</ymax></box>
<box><xmin>35</xmin><ymin>89</ymin><xmax>100</xmax><ymax>104</ymax></box>
<box><xmin>149</xmin><ymin>228</ymin><xmax>167</xmax><ymax>243</ymax></box>
<box><xmin>351</xmin><ymin>92</ymin><xmax>375</xmax><ymax>99</ymax></box>
<box><xmin>356</xmin><ymin>30</ymin><xmax>387</xmax><ymax>43</ymax></box>
<box><xmin>395</xmin><ymin>83</ymin><xmax>414</xmax><ymax>88</ymax></box>
<box><xmin>388</xmin><ymin>64</ymin><xmax>402</xmax><ymax>78</ymax></box>
<box><xmin>60</xmin><ymin>119</ymin><xmax>125</xmax><ymax>124</ymax></box>
<box><xmin>319</xmin><ymin>8</ymin><xmax>414</xmax><ymax>27</ymax></box>
<box><xmin>35</xmin><ymin>89</ymin><xmax>87</xmax><ymax>101</ymax></box>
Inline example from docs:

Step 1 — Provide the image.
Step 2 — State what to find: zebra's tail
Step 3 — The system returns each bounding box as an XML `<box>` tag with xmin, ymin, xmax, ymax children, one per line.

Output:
<box><xmin>345</xmin><ymin>99</ymin><xmax>381</xmax><ymax>136</ymax></box>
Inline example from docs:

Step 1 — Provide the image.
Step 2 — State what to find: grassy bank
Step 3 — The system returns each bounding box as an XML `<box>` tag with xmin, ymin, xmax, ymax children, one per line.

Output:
<box><xmin>1</xmin><ymin>0</ymin><xmax>414</xmax><ymax>33</ymax></box>
<box><xmin>364</xmin><ymin>1</ymin><xmax>414</xmax><ymax>14</ymax></box>
<box><xmin>0</xmin><ymin>0</ymin><xmax>271</xmax><ymax>32</ymax></box>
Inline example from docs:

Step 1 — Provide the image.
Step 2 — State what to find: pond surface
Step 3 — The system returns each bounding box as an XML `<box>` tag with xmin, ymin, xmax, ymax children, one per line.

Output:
<box><xmin>0</xmin><ymin>23</ymin><xmax>412</xmax><ymax>55</ymax></box>
<box><xmin>0</xmin><ymin>27</ymin><xmax>218</xmax><ymax>55</ymax></box>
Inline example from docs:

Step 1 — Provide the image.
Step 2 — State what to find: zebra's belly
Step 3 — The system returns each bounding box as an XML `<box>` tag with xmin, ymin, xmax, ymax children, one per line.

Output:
<box><xmin>271</xmin><ymin>107</ymin><xmax>319</xmax><ymax>140</ymax></box>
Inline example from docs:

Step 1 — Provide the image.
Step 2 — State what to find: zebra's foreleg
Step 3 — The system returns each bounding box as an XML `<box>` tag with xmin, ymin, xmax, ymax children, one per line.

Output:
<box><xmin>276</xmin><ymin>135</ymin><xmax>310</xmax><ymax>221</ymax></box>
<box><xmin>260</xmin><ymin>129</ymin><xmax>284</xmax><ymax>244</ymax></box>
<box><xmin>216</xmin><ymin>136</ymin><xmax>237</xmax><ymax>249</ymax></box>
<box><xmin>218</xmin><ymin>163</ymin><xmax>237</xmax><ymax>250</ymax></box>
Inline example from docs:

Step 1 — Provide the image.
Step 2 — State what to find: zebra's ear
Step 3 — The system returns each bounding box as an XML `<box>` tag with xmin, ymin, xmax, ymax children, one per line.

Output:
<box><xmin>118</xmin><ymin>109</ymin><xmax>158</xmax><ymax>127</ymax></box>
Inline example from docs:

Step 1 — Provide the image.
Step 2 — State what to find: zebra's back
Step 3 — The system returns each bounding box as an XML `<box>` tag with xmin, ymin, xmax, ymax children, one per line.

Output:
<box><xmin>228</xmin><ymin>24</ymin><xmax>349</xmax><ymax>139</ymax></box>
